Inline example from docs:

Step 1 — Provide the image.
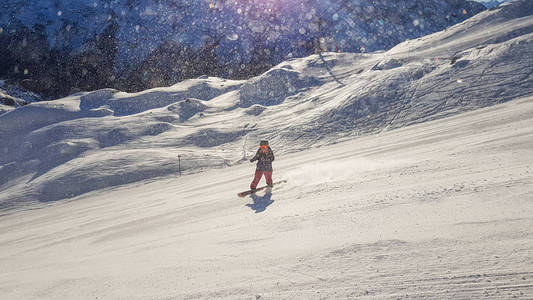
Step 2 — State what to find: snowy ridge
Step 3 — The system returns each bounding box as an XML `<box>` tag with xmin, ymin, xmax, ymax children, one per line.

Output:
<box><xmin>0</xmin><ymin>0</ymin><xmax>532</xmax><ymax>208</ymax></box>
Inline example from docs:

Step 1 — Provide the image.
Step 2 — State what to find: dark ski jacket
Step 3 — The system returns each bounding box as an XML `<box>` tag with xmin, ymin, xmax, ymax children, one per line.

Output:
<box><xmin>250</xmin><ymin>147</ymin><xmax>275</xmax><ymax>172</ymax></box>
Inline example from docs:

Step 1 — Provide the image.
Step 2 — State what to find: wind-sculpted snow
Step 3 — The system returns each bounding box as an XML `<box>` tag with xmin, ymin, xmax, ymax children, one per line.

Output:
<box><xmin>0</xmin><ymin>97</ymin><xmax>113</xmax><ymax>137</ymax></box>
<box><xmin>239</xmin><ymin>67</ymin><xmax>321</xmax><ymax>107</ymax></box>
<box><xmin>0</xmin><ymin>106</ymin><xmax>230</xmax><ymax>203</ymax></box>
<box><xmin>387</xmin><ymin>0</ymin><xmax>533</xmax><ymax>57</ymax></box>
<box><xmin>80</xmin><ymin>78</ymin><xmax>243</xmax><ymax>116</ymax></box>
<box><xmin>244</xmin><ymin>105</ymin><xmax>267</xmax><ymax>116</ymax></box>
<box><xmin>0</xmin><ymin>0</ymin><xmax>532</xmax><ymax>208</ymax></box>
<box><xmin>284</xmin><ymin>32</ymin><xmax>533</xmax><ymax>141</ymax></box>
<box><xmin>371</xmin><ymin>58</ymin><xmax>404</xmax><ymax>71</ymax></box>
<box><xmin>165</xmin><ymin>99</ymin><xmax>208</xmax><ymax>122</ymax></box>
<box><xmin>0</xmin><ymin>77</ymin><xmax>245</xmax><ymax>204</ymax></box>
<box><xmin>183</xmin><ymin>128</ymin><xmax>249</xmax><ymax>148</ymax></box>
<box><xmin>30</xmin><ymin>150</ymin><xmax>228</xmax><ymax>203</ymax></box>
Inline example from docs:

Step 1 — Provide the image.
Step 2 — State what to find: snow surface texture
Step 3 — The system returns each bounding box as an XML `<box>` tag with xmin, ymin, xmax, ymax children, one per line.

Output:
<box><xmin>0</xmin><ymin>94</ymin><xmax>532</xmax><ymax>299</ymax></box>
<box><xmin>0</xmin><ymin>0</ymin><xmax>532</xmax><ymax>207</ymax></box>
<box><xmin>0</xmin><ymin>1</ymin><xmax>532</xmax><ymax>298</ymax></box>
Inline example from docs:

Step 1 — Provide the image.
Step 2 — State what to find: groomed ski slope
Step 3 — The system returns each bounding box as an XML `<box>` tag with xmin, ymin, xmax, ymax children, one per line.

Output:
<box><xmin>1</xmin><ymin>0</ymin><xmax>532</xmax><ymax>207</ymax></box>
<box><xmin>1</xmin><ymin>96</ymin><xmax>532</xmax><ymax>299</ymax></box>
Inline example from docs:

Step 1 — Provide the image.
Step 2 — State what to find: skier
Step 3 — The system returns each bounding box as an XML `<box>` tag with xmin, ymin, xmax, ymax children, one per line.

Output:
<box><xmin>249</xmin><ymin>140</ymin><xmax>275</xmax><ymax>191</ymax></box>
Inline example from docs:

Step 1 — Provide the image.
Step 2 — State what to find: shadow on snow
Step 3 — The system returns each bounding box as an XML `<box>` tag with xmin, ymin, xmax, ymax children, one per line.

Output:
<box><xmin>246</xmin><ymin>192</ymin><xmax>274</xmax><ymax>213</ymax></box>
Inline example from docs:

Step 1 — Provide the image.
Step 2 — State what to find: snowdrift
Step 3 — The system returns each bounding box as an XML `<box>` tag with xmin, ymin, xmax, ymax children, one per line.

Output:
<box><xmin>0</xmin><ymin>0</ymin><xmax>532</xmax><ymax>207</ymax></box>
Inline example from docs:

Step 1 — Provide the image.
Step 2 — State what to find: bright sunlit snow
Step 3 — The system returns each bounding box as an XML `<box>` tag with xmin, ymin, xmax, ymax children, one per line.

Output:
<box><xmin>0</xmin><ymin>0</ymin><xmax>532</xmax><ymax>299</ymax></box>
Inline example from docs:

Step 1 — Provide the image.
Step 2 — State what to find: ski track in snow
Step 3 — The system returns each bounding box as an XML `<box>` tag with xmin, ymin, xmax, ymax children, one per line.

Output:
<box><xmin>0</xmin><ymin>96</ymin><xmax>532</xmax><ymax>299</ymax></box>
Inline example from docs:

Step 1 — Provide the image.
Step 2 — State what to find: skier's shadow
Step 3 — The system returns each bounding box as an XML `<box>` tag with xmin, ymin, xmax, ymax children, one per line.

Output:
<box><xmin>246</xmin><ymin>192</ymin><xmax>274</xmax><ymax>213</ymax></box>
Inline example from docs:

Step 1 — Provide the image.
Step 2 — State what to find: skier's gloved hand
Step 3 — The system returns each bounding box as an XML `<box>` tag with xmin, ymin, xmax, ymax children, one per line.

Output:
<box><xmin>250</xmin><ymin>158</ymin><xmax>254</xmax><ymax>163</ymax></box>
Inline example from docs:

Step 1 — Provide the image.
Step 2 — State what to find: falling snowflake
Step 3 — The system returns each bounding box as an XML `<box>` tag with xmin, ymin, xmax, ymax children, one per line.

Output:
<box><xmin>227</xmin><ymin>33</ymin><xmax>239</xmax><ymax>41</ymax></box>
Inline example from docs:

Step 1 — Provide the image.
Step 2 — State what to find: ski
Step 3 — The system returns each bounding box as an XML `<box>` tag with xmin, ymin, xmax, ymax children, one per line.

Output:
<box><xmin>237</xmin><ymin>180</ymin><xmax>287</xmax><ymax>197</ymax></box>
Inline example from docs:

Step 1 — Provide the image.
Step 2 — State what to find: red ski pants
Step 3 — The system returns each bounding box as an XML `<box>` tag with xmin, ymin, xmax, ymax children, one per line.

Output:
<box><xmin>250</xmin><ymin>170</ymin><xmax>273</xmax><ymax>190</ymax></box>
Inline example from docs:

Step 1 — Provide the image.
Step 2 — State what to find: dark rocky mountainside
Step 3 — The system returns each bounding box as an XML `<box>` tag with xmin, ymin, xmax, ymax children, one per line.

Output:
<box><xmin>0</xmin><ymin>0</ymin><xmax>485</xmax><ymax>99</ymax></box>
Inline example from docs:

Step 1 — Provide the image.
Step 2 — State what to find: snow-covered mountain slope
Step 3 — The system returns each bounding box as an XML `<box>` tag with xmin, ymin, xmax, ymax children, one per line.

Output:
<box><xmin>1</xmin><ymin>94</ymin><xmax>532</xmax><ymax>299</ymax></box>
<box><xmin>0</xmin><ymin>0</ymin><xmax>531</xmax><ymax>208</ymax></box>
<box><xmin>0</xmin><ymin>0</ymin><xmax>484</xmax><ymax>98</ymax></box>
